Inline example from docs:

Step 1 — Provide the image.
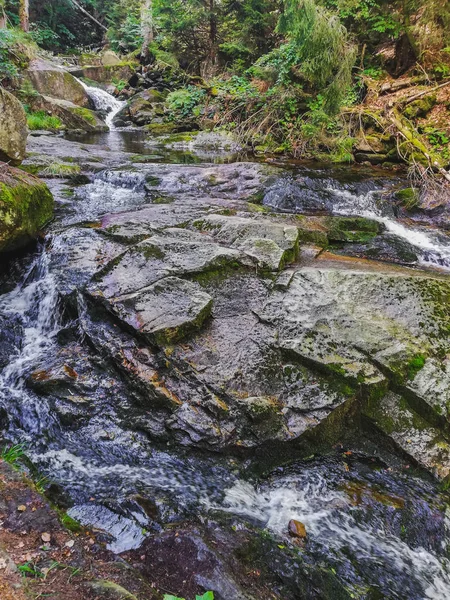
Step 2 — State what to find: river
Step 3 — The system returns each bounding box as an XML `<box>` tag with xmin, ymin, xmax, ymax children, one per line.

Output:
<box><xmin>1</xmin><ymin>83</ymin><xmax>450</xmax><ymax>599</ymax></box>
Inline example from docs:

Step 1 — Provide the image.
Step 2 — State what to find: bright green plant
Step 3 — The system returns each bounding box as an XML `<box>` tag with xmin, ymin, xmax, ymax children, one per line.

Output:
<box><xmin>26</xmin><ymin>111</ymin><xmax>63</xmax><ymax>131</ymax></box>
<box><xmin>166</xmin><ymin>86</ymin><xmax>206</xmax><ymax>119</ymax></box>
<box><xmin>1</xmin><ymin>442</ymin><xmax>25</xmax><ymax>467</ymax></box>
<box><xmin>18</xmin><ymin>562</ymin><xmax>44</xmax><ymax>578</ymax></box>
<box><xmin>163</xmin><ymin>592</ymin><xmax>214</xmax><ymax>600</ymax></box>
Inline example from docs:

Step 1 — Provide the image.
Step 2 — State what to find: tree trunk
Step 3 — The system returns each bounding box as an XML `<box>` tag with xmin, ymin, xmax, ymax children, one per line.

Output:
<box><xmin>201</xmin><ymin>0</ymin><xmax>218</xmax><ymax>78</ymax></box>
<box><xmin>141</xmin><ymin>0</ymin><xmax>154</xmax><ymax>63</ymax></box>
<box><xmin>19</xmin><ymin>0</ymin><xmax>29</xmax><ymax>32</ymax></box>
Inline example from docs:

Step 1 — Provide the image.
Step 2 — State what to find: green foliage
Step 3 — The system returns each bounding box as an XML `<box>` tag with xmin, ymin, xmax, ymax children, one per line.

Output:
<box><xmin>108</xmin><ymin>13</ymin><xmax>143</xmax><ymax>53</ymax></box>
<box><xmin>18</xmin><ymin>562</ymin><xmax>45</xmax><ymax>579</ymax></box>
<box><xmin>1</xmin><ymin>442</ymin><xmax>25</xmax><ymax>467</ymax></box>
<box><xmin>0</xmin><ymin>30</ymin><xmax>19</xmax><ymax>82</ymax></box>
<box><xmin>163</xmin><ymin>592</ymin><xmax>214</xmax><ymax>600</ymax></box>
<box><xmin>26</xmin><ymin>110</ymin><xmax>63</xmax><ymax>131</ymax></box>
<box><xmin>277</xmin><ymin>0</ymin><xmax>357</xmax><ymax>114</ymax></box>
<box><xmin>406</xmin><ymin>355</ymin><xmax>426</xmax><ymax>380</ymax></box>
<box><xmin>112</xmin><ymin>77</ymin><xmax>127</xmax><ymax>92</ymax></box>
<box><xmin>166</xmin><ymin>86</ymin><xmax>206</xmax><ymax>119</ymax></box>
<box><xmin>426</xmin><ymin>128</ymin><xmax>450</xmax><ymax>148</ymax></box>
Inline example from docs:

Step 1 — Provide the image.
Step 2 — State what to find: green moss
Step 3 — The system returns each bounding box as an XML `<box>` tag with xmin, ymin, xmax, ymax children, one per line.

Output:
<box><xmin>145</xmin><ymin>123</ymin><xmax>177</xmax><ymax>135</ymax></box>
<box><xmin>0</xmin><ymin>168</ymin><xmax>54</xmax><ymax>252</ymax></box>
<box><xmin>326</xmin><ymin>216</ymin><xmax>380</xmax><ymax>243</ymax></box>
<box><xmin>404</xmin><ymin>94</ymin><xmax>437</xmax><ymax>119</ymax></box>
<box><xmin>60</xmin><ymin>513</ymin><xmax>82</xmax><ymax>533</ymax></box>
<box><xmin>70</xmin><ymin>107</ymin><xmax>97</xmax><ymax>125</ymax></box>
<box><xmin>406</xmin><ymin>354</ymin><xmax>426</xmax><ymax>380</ymax></box>
<box><xmin>395</xmin><ymin>187</ymin><xmax>420</xmax><ymax>210</ymax></box>
<box><xmin>246</xmin><ymin>202</ymin><xmax>269</xmax><ymax>213</ymax></box>
<box><xmin>130</xmin><ymin>154</ymin><xmax>163</xmax><ymax>163</ymax></box>
<box><xmin>26</xmin><ymin>110</ymin><xmax>63</xmax><ymax>131</ymax></box>
<box><xmin>145</xmin><ymin>176</ymin><xmax>161</xmax><ymax>186</ymax></box>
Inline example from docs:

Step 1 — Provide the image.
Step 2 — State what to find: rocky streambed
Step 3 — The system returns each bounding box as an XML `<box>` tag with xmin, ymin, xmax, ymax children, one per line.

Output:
<box><xmin>2</xmin><ymin>117</ymin><xmax>450</xmax><ymax>599</ymax></box>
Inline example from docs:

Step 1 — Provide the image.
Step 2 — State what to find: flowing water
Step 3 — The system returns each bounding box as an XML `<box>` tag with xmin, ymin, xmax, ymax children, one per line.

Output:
<box><xmin>263</xmin><ymin>170</ymin><xmax>450</xmax><ymax>270</ymax></box>
<box><xmin>2</xmin><ymin>84</ymin><xmax>450</xmax><ymax>598</ymax></box>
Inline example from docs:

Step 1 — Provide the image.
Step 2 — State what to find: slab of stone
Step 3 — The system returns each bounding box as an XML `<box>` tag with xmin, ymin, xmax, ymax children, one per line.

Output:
<box><xmin>257</xmin><ymin>268</ymin><xmax>450</xmax><ymax>398</ymax></box>
<box><xmin>91</xmin><ymin>228</ymin><xmax>243</xmax><ymax>299</ymax></box>
<box><xmin>194</xmin><ymin>214</ymin><xmax>300</xmax><ymax>270</ymax></box>
<box><xmin>104</xmin><ymin>276</ymin><xmax>213</xmax><ymax>345</ymax></box>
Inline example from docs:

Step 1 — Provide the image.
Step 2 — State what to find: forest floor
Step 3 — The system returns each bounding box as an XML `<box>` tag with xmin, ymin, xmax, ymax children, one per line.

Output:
<box><xmin>0</xmin><ymin>459</ymin><xmax>159</xmax><ymax>600</ymax></box>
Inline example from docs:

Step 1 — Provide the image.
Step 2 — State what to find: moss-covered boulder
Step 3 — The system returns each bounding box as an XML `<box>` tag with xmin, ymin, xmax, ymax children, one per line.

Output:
<box><xmin>403</xmin><ymin>94</ymin><xmax>437</xmax><ymax>119</ymax></box>
<box><xmin>0</xmin><ymin>88</ymin><xmax>28</xmax><ymax>165</ymax></box>
<box><xmin>26</xmin><ymin>66</ymin><xmax>90</xmax><ymax>107</ymax></box>
<box><xmin>101</xmin><ymin>51</ymin><xmax>122</xmax><ymax>67</ymax></box>
<box><xmin>0</xmin><ymin>165</ymin><xmax>54</xmax><ymax>252</ymax></box>
<box><xmin>29</xmin><ymin>95</ymin><xmax>108</xmax><ymax>132</ymax></box>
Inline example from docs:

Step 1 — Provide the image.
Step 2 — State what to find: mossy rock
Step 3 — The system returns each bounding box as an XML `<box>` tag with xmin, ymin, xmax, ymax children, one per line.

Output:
<box><xmin>0</xmin><ymin>88</ymin><xmax>28</xmax><ymax>165</ymax></box>
<box><xmin>325</xmin><ymin>216</ymin><xmax>380</xmax><ymax>243</ymax></box>
<box><xmin>404</xmin><ymin>94</ymin><xmax>437</xmax><ymax>119</ymax></box>
<box><xmin>145</xmin><ymin>122</ymin><xmax>177</xmax><ymax>135</ymax></box>
<box><xmin>85</xmin><ymin>580</ymin><xmax>138</xmax><ymax>600</ymax></box>
<box><xmin>29</xmin><ymin>94</ymin><xmax>108</xmax><ymax>132</ymax></box>
<box><xmin>395</xmin><ymin>187</ymin><xmax>420</xmax><ymax>210</ymax></box>
<box><xmin>26</xmin><ymin>68</ymin><xmax>90</xmax><ymax>107</ymax></box>
<box><xmin>0</xmin><ymin>165</ymin><xmax>54</xmax><ymax>252</ymax></box>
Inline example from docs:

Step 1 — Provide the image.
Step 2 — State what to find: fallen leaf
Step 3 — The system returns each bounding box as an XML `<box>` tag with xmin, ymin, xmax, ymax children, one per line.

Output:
<box><xmin>65</xmin><ymin>540</ymin><xmax>74</xmax><ymax>548</ymax></box>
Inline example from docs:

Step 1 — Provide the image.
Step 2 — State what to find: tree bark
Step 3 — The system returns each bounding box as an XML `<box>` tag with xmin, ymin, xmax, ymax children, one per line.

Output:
<box><xmin>141</xmin><ymin>0</ymin><xmax>154</xmax><ymax>63</ymax></box>
<box><xmin>201</xmin><ymin>0</ymin><xmax>218</xmax><ymax>77</ymax></box>
<box><xmin>19</xmin><ymin>0</ymin><xmax>29</xmax><ymax>32</ymax></box>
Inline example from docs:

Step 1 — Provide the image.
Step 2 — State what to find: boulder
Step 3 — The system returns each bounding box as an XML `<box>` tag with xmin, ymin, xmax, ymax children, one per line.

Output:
<box><xmin>29</xmin><ymin>94</ymin><xmax>108</xmax><ymax>132</ymax></box>
<box><xmin>0</xmin><ymin>88</ymin><xmax>28</xmax><ymax>165</ymax></box>
<box><xmin>101</xmin><ymin>51</ymin><xmax>122</xmax><ymax>67</ymax></box>
<box><xmin>0</xmin><ymin>165</ymin><xmax>53</xmax><ymax>252</ymax></box>
<box><xmin>69</xmin><ymin>64</ymin><xmax>135</xmax><ymax>85</ymax></box>
<box><xmin>26</xmin><ymin>65</ymin><xmax>90</xmax><ymax>108</ymax></box>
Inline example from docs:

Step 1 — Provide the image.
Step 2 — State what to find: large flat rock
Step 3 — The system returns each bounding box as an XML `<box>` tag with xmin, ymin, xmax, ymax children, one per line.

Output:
<box><xmin>99</xmin><ymin>276</ymin><xmax>213</xmax><ymax>346</ymax></box>
<box><xmin>193</xmin><ymin>214</ymin><xmax>300</xmax><ymax>270</ymax></box>
<box><xmin>90</xmin><ymin>228</ymin><xmax>244</xmax><ymax>299</ymax></box>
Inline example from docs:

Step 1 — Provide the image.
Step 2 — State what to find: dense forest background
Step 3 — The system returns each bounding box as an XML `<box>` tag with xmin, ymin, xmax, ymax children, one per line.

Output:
<box><xmin>1</xmin><ymin>0</ymin><xmax>450</xmax><ymax>177</ymax></box>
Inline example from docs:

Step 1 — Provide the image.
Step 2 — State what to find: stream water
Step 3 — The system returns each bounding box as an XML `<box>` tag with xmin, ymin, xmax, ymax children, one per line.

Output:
<box><xmin>2</xmin><ymin>84</ymin><xmax>450</xmax><ymax>599</ymax></box>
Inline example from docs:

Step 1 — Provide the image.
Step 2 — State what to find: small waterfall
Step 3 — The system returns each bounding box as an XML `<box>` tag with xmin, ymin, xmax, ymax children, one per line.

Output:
<box><xmin>0</xmin><ymin>246</ymin><xmax>60</xmax><ymax>389</ymax></box>
<box><xmin>214</xmin><ymin>474</ymin><xmax>450</xmax><ymax>599</ymax></box>
<box><xmin>77</xmin><ymin>78</ymin><xmax>126</xmax><ymax>129</ymax></box>
<box><xmin>263</xmin><ymin>175</ymin><xmax>450</xmax><ymax>271</ymax></box>
<box><xmin>325</xmin><ymin>186</ymin><xmax>450</xmax><ymax>270</ymax></box>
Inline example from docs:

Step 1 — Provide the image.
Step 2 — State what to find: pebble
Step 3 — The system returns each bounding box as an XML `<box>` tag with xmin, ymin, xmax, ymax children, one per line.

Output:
<box><xmin>288</xmin><ymin>519</ymin><xmax>307</xmax><ymax>539</ymax></box>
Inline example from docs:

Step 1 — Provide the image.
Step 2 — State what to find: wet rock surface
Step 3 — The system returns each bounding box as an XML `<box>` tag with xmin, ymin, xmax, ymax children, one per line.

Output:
<box><xmin>2</xmin><ymin>126</ymin><xmax>450</xmax><ymax>598</ymax></box>
<box><xmin>0</xmin><ymin>88</ymin><xmax>28</xmax><ymax>165</ymax></box>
